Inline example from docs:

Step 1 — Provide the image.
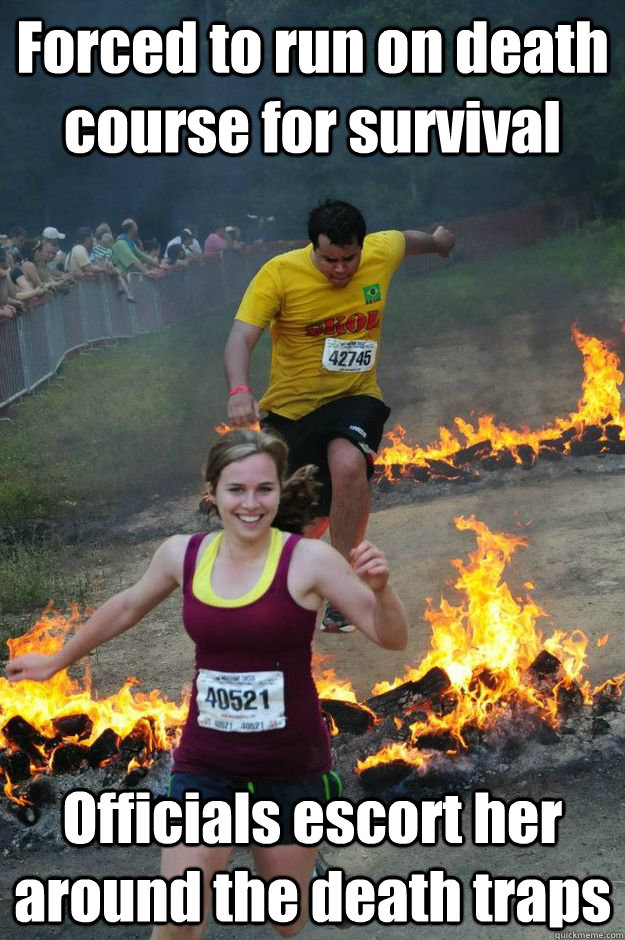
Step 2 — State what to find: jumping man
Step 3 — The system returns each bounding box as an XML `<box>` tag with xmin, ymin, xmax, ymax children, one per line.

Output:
<box><xmin>225</xmin><ymin>200</ymin><xmax>455</xmax><ymax>632</ymax></box>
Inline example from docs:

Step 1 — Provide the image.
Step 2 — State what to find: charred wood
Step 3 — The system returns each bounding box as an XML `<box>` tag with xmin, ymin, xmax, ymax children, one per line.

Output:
<box><xmin>604</xmin><ymin>424</ymin><xmax>623</xmax><ymax>441</ymax></box>
<box><xmin>453</xmin><ymin>441</ymin><xmax>492</xmax><ymax>465</ymax></box>
<box><xmin>557</xmin><ymin>681</ymin><xmax>584</xmax><ymax>715</ymax></box>
<box><xmin>365</xmin><ymin>668</ymin><xmax>450</xmax><ymax>717</ymax></box>
<box><xmin>580</xmin><ymin>425</ymin><xmax>602</xmax><ymax>442</ymax></box>
<box><xmin>51</xmin><ymin>743</ymin><xmax>87</xmax><ymax>774</ymax></box>
<box><xmin>2</xmin><ymin>717</ymin><xmax>49</xmax><ymax>764</ymax></box>
<box><xmin>26</xmin><ymin>778</ymin><xmax>55</xmax><ymax>806</ymax></box>
<box><xmin>358</xmin><ymin>759</ymin><xmax>413</xmax><ymax>792</ymax></box>
<box><xmin>414</xmin><ymin>732</ymin><xmax>457</xmax><ymax>752</ymax></box>
<box><xmin>426</xmin><ymin>459</ymin><xmax>464</xmax><ymax>479</ymax></box>
<box><xmin>87</xmin><ymin>729</ymin><xmax>120</xmax><ymax>768</ymax></box>
<box><xmin>538</xmin><ymin>446</ymin><xmax>563</xmax><ymax>461</ymax></box>
<box><xmin>569</xmin><ymin>439</ymin><xmax>603</xmax><ymax>456</ymax></box>
<box><xmin>320</xmin><ymin>700</ymin><xmax>375</xmax><ymax>735</ymax></box>
<box><xmin>52</xmin><ymin>715</ymin><xmax>93</xmax><ymax>739</ymax></box>
<box><xmin>0</xmin><ymin>748</ymin><xmax>31</xmax><ymax>782</ymax></box>
<box><xmin>516</xmin><ymin>444</ymin><xmax>536</xmax><ymax>468</ymax></box>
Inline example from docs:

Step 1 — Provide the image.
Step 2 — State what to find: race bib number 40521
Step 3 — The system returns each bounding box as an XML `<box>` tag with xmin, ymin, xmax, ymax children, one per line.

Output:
<box><xmin>322</xmin><ymin>338</ymin><xmax>377</xmax><ymax>372</ymax></box>
<box><xmin>196</xmin><ymin>669</ymin><xmax>285</xmax><ymax>733</ymax></box>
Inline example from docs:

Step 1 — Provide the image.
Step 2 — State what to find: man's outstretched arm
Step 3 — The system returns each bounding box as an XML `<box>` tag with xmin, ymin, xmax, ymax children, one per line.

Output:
<box><xmin>224</xmin><ymin>320</ymin><xmax>264</xmax><ymax>425</ymax></box>
<box><xmin>403</xmin><ymin>225</ymin><xmax>455</xmax><ymax>257</ymax></box>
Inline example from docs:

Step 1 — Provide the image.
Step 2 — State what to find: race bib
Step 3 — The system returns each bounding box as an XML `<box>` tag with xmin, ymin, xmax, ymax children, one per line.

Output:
<box><xmin>196</xmin><ymin>669</ymin><xmax>285</xmax><ymax>733</ymax></box>
<box><xmin>322</xmin><ymin>338</ymin><xmax>377</xmax><ymax>372</ymax></box>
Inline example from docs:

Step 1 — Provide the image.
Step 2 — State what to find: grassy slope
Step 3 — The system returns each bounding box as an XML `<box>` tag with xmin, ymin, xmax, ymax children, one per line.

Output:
<box><xmin>0</xmin><ymin>221</ymin><xmax>623</xmax><ymax>615</ymax></box>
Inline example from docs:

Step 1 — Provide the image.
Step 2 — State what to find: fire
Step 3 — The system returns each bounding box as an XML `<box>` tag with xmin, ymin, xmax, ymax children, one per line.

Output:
<box><xmin>216</xmin><ymin>422</ymin><xmax>261</xmax><ymax>434</ymax></box>
<box><xmin>314</xmin><ymin>666</ymin><xmax>357</xmax><ymax>703</ymax></box>
<box><xmin>358</xmin><ymin>516</ymin><xmax>624</xmax><ymax>773</ymax></box>
<box><xmin>1</xmin><ymin>606</ymin><xmax>189</xmax><ymax>803</ymax></box>
<box><xmin>376</xmin><ymin>327</ymin><xmax>625</xmax><ymax>477</ymax></box>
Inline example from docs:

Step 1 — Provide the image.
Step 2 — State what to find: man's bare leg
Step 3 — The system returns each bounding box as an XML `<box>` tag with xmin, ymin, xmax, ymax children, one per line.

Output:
<box><xmin>326</xmin><ymin>437</ymin><xmax>370</xmax><ymax>560</ymax></box>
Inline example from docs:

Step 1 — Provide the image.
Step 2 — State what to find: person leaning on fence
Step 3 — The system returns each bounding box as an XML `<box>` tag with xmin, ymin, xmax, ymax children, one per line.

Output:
<box><xmin>111</xmin><ymin>219</ymin><xmax>161</xmax><ymax>278</ymax></box>
<box><xmin>0</xmin><ymin>246</ymin><xmax>24</xmax><ymax>316</ymax></box>
<box><xmin>10</xmin><ymin>238</ymin><xmax>54</xmax><ymax>302</ymax></box>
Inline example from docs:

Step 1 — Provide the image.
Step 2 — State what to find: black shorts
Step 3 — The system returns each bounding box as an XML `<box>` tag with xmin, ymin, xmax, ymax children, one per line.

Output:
<box><xmin>167</xmin><ymin>768</ymin><xmax>344</xmax><ymax>844</ymax></box>
<box><xmin>262</xmin><ymin>395</ymin><xmax>391</xmax><ymax>516</ymax></box>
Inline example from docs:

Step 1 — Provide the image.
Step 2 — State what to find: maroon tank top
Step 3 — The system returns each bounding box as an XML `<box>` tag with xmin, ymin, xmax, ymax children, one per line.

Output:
<box><xmin>172</xmin><ymin>531</ymin><xmax>332</xmax><ymax>780</ymax></box>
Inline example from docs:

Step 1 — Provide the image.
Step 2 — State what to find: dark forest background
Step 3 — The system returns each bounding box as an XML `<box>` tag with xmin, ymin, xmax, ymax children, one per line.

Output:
<box><xmin>1</xmin><ymin>0</ymin><xmax>623</xmax><ymax>241</ymax></box>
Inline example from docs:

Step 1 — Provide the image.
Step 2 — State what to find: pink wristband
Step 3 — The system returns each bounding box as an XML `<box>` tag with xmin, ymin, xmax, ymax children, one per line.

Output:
<box><xmin>229</xmin><ymin>385</ymin><xmax>251</xmax><ymax>396</ymax></box>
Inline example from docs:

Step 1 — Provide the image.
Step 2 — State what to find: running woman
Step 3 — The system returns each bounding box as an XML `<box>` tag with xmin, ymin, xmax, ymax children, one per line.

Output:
<box><xmin>225</xmin><ymin>199</ymin><xmax>454</xmax><ymax>631</ymax></box>
<box><xmin>7</xmin><ymin>429</ymin><xmax>408</xmax><ymax>940</ymax></box>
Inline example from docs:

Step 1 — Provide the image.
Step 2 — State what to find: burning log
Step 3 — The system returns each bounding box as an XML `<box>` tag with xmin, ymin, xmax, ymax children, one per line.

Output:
<box><xmin>365</xmin><ymin>668</ymin><xmax>451</xmax><ymax>717</ymax></box>
<box><xmin>516</xmin><ymin>444</ymin><xmax>536</xmax><ymax>468</ymax></box>
<box><xmin>539</xmin><ymin>437</ymin><xmax>566</xmax><ymax>452</ymax></box>
<box><xmin>557</xmin><ymin>681</ymin><xmax>584</xmax><ymax>715</ymax></box>
<box><xmin>480</xmin><ymin>448</ymin><xmax>517</xmax><ymax>471</ymax></box>
<box><xmin>52</xmin><ymin>714</ymin><xmax>93</xmax><ymax>739</ymax></box>
<box><xmin>529</xmin><ymin>650</ymin><xmax>561</xmax><ymax>679</ymax></box>
<box><xmin>604</xmin><ymin>424</ymin><xmax>622</xmax><ymax>441</ymax></box>
<box><xmin>414</xmin><ymin>732</ymin><xmax>457</xmax><ymax>752</ymax></box>
<box><xmin>580</xmin><ymin>425</ymin><xmax>603</xmax><ymax>442</ymax></box>
<box><xmin>0</xmin><ymin>749</ymin><xmax>31</xmax><ymax>782</ymax></box>
<box><xmin>569</xmin><ymin>439</ymin><xmax>603</xmax><ymax>456</ymax></box>
<box><xmin>50</xmin><ymin>743</ymin><xmax>87</xmax><ymax>774</ymax></box>
<box><xmin>124</xmin><ymin>766</ymin><xmax>148</xmax><ymax>788</ymax></box>
<box><xmin>87</xmin><ymin>729</ymin><xmax>120</xmax><ymax>768</ymax></box>
<box><xmin>407</xmin><ymin>465</ymin><xmax>430</xmax><ymax>483</ymax></box>
<box><xmin>538</xmin><ymin>446</ymin><xmax>563</xmax><ymax>461</ymax></box>
<box><xmin>601</xmin><ymin>439</ymin><xmax>625</xmax><ymax>454</ymax></box>
<box><xmin>2</xmin><ymin>716</ymin><xmax>49</xmax><ymax>765</ymax></box>
<box><xmin>453</xmin><ymin>440</ymin><xmax>492</xmax><ymax>465</ymax></box>
<box><xmin>358</xmin><ymin>759</ymin><xmax>414</xmax><ymax>792</ymax></box>
<box><xmin>426</xmin><ymin>459</ymin><xmax>464</xmax><ymax>479</ymax></box>
<box><xmin>320</xmin><ymin>700</ymin><xmax>375</xmax><ymax>735</ymax></box>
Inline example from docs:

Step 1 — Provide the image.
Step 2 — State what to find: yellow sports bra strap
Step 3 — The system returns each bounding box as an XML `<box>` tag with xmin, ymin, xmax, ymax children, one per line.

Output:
<box><xmin>192</xmin><ymin>528</ymin><xmax>284</xmax><ymax>607</ymax></box>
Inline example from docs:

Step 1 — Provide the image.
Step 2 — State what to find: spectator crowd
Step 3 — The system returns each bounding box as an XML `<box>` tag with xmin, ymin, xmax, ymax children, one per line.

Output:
<box><xmin>0</xmin><ymin>218</ymin><xmax>244</xmax><ymax>321</ymax></box>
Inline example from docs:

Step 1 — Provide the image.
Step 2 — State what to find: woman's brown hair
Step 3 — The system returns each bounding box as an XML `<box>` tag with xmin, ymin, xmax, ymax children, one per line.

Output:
<box><xmin>204</xmin><ymin>429</ymin><xmax>320</xmax><ymax>533</ymax></box>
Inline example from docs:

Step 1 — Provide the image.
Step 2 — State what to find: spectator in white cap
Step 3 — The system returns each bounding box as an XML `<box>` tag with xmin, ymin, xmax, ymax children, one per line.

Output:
<box><xmin>165</xmin><ymin>227</ymin><xmax>196</xmax><ymax>259</ymax></box>
<box><xmin>41</xmin><ymin>225</ymin><xmax>65</xmax><ymax>241</ymax></box>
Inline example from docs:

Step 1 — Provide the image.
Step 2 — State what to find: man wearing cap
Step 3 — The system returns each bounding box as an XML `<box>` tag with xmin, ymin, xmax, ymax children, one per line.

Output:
<box><xmin>41</xmin><ymin>225</ymin><xmax>67</xmax><ymax>273</ymax></box>
<box><xmin>224</xmin><ymin>199</ymin><xmax>455</xmax><ymax>632</ymax></box>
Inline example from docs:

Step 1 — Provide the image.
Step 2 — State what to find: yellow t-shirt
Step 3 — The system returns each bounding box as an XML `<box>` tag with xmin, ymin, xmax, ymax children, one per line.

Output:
<box><xmin>235</xmin><ymin>230</ymin><xmax>406</xmax><ymax>419</ymax></box>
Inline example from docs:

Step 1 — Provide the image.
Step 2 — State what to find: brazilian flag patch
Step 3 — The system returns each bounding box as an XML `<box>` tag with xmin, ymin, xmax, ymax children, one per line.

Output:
<box><xmin>363</xmin><ymin>283</ymin><xmax>382</xmax><ymax>305</ymax></box>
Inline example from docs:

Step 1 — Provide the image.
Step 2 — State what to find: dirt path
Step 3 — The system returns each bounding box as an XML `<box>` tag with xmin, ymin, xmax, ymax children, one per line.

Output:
<box><xmin>1</xmin><ymin>312</ymin><xmax>624</xmax><ymax>939</ymax></box>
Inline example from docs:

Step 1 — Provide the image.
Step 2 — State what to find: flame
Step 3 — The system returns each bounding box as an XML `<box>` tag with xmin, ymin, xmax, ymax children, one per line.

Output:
<box><xmin>1</xmin><ymin>606</ymin><xmax>189</xmax><ymax>803</ymax></box>
<box><xmin>216</xmin><ymin>422</ymin><xmax>261</xmax><ymax>434</ymax></box>
<box><xmin>359</xmin><ymin>516</ymin><xmax>624</xmax><ymax>773</ymax></box>
<box><xmin>376</xmin><ymin>327</ymin><xmax>625</xmax><ymax>476</ymax></box>
<box><xmin>314</xmin><ymin>666</ymin><xmax>357</xmax><ymax>703</ymax></box>
<box><xmin>597</xmin><ymin>633</ymin><xmax>609</xmax><ymax>648</ymax></box>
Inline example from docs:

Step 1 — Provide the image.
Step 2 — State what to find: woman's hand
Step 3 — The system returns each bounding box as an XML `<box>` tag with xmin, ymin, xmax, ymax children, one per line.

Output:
<box><xmin>6</xmin><ymin>653</ymin><xmax>59</xmax><ymax>683</ymax></box>
<box><xmin>350</xmin><ymin>541</ymin><xmax>390</xmax><ymax>593</ymax></box>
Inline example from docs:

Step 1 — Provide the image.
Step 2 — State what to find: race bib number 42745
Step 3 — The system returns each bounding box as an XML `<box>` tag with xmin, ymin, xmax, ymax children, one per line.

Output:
<box><xmin>322</xmin><ymin>338</ymin><xmax>377</xmax><ymax>372</ymax></box>
<box><xmin>196</xmin><ymin>669</ymin><xmax>285</xmax><ymax>733</ymax></box>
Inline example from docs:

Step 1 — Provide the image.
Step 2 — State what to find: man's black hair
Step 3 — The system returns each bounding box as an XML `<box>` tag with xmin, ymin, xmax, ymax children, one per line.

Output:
<box><xmin>76</xmin><ymin>227</ymin><xmax>93</xmax><ymax>242</ymax></box>
<box><xmin>308</xmin><ymin>200</ymin><xmax>366</xmax><ymax>248</ymax></box>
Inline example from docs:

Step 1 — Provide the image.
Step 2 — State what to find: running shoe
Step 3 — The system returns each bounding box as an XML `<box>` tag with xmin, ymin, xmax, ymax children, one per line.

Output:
<box><xmin>320</xmin><ymin>602</ymin><xmax>356</xmax><ymax>633</ymax></box>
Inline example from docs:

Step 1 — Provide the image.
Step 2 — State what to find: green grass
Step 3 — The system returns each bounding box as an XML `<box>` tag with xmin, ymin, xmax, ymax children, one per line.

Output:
<box><xmin>0</xmin><ymin>221</ymin><xmax>623</xmax><ymax>614</ymax></box>
<box><xmin>388</xmin><ymin>220</ymin><xmax>625</xmax><ymax>333</ymax></box>
<box><xmin>0</xmin><ymin>540</ymin><xmax>92</xmax><ymax>616</ymax></box>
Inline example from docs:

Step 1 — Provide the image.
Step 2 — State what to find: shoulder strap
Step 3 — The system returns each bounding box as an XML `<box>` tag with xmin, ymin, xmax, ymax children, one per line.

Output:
<box><xmin>183</xmin><ymin>533</ymin><xmax>207</xmax><ymax>590</ymax></box>
<box><xmin>272</xmin><ymin>533</ymin><xmax>302</xmax><ymax>591</ymax></box>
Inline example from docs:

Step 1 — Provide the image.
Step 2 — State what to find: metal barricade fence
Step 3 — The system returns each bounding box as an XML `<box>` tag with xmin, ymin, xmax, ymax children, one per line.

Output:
<box><xmin>0</xmin><ymin>256</ymin><xmax>246</xmax><ymax>410</ymax></box>
<box><xmin>0</xmin><ymin>193</ymin><xmax>596</xmax><ymax>412</ymax></box>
